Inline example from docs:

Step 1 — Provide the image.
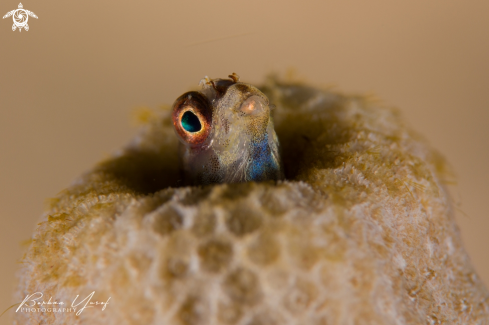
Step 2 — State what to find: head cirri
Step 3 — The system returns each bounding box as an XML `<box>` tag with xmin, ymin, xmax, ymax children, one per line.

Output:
<box><xmin>172</xmin><ymin>73</ymin><xmax>284</xmax><ymax>185</ymax></box>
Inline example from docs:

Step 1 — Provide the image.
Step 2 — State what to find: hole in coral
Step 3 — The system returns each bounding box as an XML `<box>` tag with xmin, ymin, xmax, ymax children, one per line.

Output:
<box><xmin>95</xmin><ymin>82</ymin><xmax>349</xmax><ymax>195</ymax></box>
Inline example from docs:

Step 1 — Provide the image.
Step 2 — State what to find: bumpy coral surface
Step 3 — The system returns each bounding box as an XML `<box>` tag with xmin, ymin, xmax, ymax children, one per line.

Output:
<box><xmin>14</xmin><ymin>77</ymin><xmax>489</xmax><ymax>325</ymax></box>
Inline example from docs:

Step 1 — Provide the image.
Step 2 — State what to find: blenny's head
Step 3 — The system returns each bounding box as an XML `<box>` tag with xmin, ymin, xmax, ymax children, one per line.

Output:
<box><xmin>172</xmin><ymin>73</ymin><xmax>283</xmax><ymax>185</ymax></box>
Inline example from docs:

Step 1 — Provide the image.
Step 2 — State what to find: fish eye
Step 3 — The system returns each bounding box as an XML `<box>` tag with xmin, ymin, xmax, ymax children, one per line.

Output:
<box><xmin>172</xmin><ymin>91</ymin><xmax>212</xmax><ymax>145</ymax></box>
<box><xmin>181</xmin><ymin>111</ymin><xmax>202</xmax><ymax>133</ymax></box>
<box><xmin>239</xmin><ymin>96</ymin><xmax>268</xmax><ymax>116</ymax></box>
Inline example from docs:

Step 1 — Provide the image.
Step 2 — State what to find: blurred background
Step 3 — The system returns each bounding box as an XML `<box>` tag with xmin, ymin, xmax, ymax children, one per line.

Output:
<box><xmin>0</xmin><ymin>0</ymin><xmax>488</xmax><ymax>322</ymax></box>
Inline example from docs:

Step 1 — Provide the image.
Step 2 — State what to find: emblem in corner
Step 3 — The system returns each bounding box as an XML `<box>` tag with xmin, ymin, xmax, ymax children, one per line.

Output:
<box><xmin>3</xmin><ymin>3</ymin><xmax>38</xmax><ymax>32</ymax></box>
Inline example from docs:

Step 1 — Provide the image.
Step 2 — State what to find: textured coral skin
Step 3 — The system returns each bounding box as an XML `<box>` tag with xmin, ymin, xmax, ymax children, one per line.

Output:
<box><xmin>14</xmin><ymin>77</ymin><xmax>489</xmax><ymax>325</ymax></box>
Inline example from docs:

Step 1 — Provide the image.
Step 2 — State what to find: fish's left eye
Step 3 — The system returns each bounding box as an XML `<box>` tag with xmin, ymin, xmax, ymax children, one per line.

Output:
<box><xmin>239</xmin><ymin>96</ymin><xmax>267</xmax><ymax>116</ymax></box>
<box><xmin>172</xmin><ymin>91</ymin><xmax>212</xmax><ymax>145</ymax></box>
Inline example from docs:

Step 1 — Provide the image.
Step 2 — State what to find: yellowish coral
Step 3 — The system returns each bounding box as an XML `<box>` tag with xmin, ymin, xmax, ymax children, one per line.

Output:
<box><xmin>14</xmin><ymin>77</ymin><xmax>489</xmax><ymax>324</ymax></box>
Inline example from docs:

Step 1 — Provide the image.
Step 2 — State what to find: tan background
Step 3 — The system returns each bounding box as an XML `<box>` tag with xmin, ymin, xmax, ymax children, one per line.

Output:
<box><xmin>0</xmin><ymin>0</ymin><xmax>488</xmax><ymax>322</ymax></box>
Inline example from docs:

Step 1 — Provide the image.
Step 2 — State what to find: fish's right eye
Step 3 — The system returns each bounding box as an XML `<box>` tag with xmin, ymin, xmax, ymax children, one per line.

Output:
<box><xmin>172</xmin><ymin>92</ymin><xmax>212</xmax><ymax>145</ymax></box>
<box><xmin>181</xmin><ymin>111</ymin><xmax>202</xmax><ymax>133</ymax></box>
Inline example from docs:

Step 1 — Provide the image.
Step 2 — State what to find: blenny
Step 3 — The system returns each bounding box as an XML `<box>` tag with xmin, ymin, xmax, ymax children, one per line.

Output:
<box><xmin>172</xmin><ymin>73</ymin><xmax>283</xmax><ymax>185</ymax></box>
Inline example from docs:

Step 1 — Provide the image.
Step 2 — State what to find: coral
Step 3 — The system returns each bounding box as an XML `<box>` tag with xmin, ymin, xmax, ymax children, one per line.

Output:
<box><xmin>13</xmin><ymin>77</ymin><xmax>489</xmax><ymax>324</ymax></box>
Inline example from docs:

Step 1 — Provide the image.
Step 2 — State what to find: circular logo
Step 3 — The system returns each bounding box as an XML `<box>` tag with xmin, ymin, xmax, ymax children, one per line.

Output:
<box><xmin>3</xmin><ymin>3</ymin><xmax>38</xmax><ymax>32</ymax></box>
<box><xmin>13</xmin><ymin>9</ymin><xmax>27</xmax><ymax>26</ymax></box>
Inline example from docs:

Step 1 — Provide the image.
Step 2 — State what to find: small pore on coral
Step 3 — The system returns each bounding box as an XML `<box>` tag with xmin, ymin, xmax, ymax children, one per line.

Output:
<box><xmin>197</xmin><ymin>239</ymin><xmax>233</xmax><ymax>273</ymax></box>
<box><xmin>223</xmin><ymin>268</ymin><xmax>262</xmax><ymax>306</ymax></box>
